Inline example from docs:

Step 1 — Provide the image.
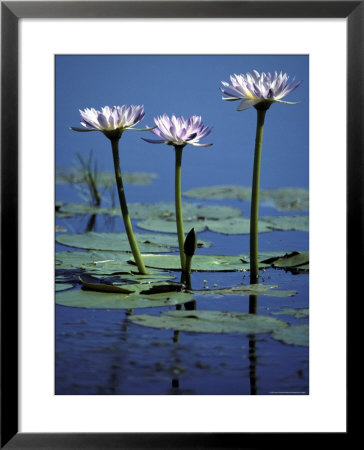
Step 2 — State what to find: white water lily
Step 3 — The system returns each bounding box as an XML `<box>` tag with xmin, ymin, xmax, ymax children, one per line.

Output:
<box><xmin>70</xmin><ymin>105</ymin><xmax>147</xmax><ymax>139</ymax></box>
<box><xmin>142</xmin><ymin>114</ymin><xmax>212</xmax><ymax>147</ymax></box>
<box><xmin>221</xmin><ymin>70</ymin><xmax>301</xmax><ymax>111</ymax></box>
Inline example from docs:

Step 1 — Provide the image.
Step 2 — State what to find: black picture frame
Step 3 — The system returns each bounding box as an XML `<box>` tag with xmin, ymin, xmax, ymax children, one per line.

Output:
<box><xmin>1</xmin><ymin>1</ymin><xmax>357</xmax><ymax>448</ymax></box>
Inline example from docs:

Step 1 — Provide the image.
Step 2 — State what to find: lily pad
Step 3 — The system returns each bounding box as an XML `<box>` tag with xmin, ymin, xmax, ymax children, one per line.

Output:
<box><xmin>129</xmin><ymin>310</ymin><xmax>289</xmax><ymax>334</ymax></box>
<box><xmin>55</xmin><ymin>251</ymin><xmax>178</xmax><ymax>283</ymax></box>
<box><xmin>183</xmin><ymin>185</ymin><xmax>309</xmax><ymax>211</ymax></box>
<box><xmin>262</xmin><ymin>251</ymin><xmax>309</xmax><ymax>269</ymax></box>
<box><xmin>55</xmin><ymin>283</ymin><xmax>74</xmax><ymax>292</ymax></box>
<box><xmin>272</xmin><ymin>308</ymin><xmax>309</xmax><ymax>318</ymax></box>
<box><xmin>130</xmin><ymin>202</ymin><xmax>242</xmax><ymax>221</ymax></box>
<box><xmin>260</xmin><ymin>188</ymin><xmax>309</xmax><ymax>211</ymax></box>
<box><xmin>56</xmin><ymin>168</ymin><xmax>157</xmax><ymax>186</ymax></box>
<box><xmin>136</xmin><ymin>218</ymin><xmax>208</xmax><ymax>233</ymax></box>
<box><xmin>57</xmin><ymin>203</ymin><xmax>120</xmax><ymax>217</ymax></box>
<box><xmin>197</xmin><ymin>284</ymin><xmax>297</xmax><ymax>298</ymax></box>
<box><xmin>131</xmin><ymin>254</ymin><xmax>269</xmax><ymax>272</ymax></box>
<box><xmin>262</xmin><ymin>215</ymin><xmax>309</xmax><ymax>232</ymax></box>
<box><xmin>79</xmin><ymin>274</ymin><xmax>135</xmax><ymax>294</ymax></box>
<box><xmin>56</xmin><ymin>232</ymin><xmax>211</xmax><ymax>253</ymax></box>
<box><xmin>56</xmin><ymin>286</ymin><xmax>194</xmax><ymax>309</ymax></box>
<box><xmin>271</xmin><ymin>324</ymin><xmax>309</xmax><ymax>346</ymax></box>
<box><xmin>206</xmin><ymin>217</ymin><xmax>272</xmax><ymax>235</ymax></box>
<box><xmin>55</xmin><ymin>251</ymin><xmax>132</xmax><ymax>271</ymax></box>
<box><xmin>183</xmin><ymin>185</ymin><xmax>251</xmax><ymax>200</ymax></box>
<box><xmin>137</xmin><ymin>217</ymin><xmax>271</xmax><ymax>235</ymax></box>
<box><xmin>134</xmin><ymin>251</ymin><xmax>307</xmax><ymax>273</ymax></box>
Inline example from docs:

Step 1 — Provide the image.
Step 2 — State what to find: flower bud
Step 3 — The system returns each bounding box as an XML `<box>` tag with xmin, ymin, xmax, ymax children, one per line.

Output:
<box><xmin>184</xmin><ymin>228</ymin><xmax>197</xmax><ymax>257</ymax></box>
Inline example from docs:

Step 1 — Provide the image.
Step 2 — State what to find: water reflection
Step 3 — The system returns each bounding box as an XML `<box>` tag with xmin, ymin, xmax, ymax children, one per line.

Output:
<box><xmin>248</xmin><ymin>273</ymin><xmax>259</xmax><ymax>395</ymax></box>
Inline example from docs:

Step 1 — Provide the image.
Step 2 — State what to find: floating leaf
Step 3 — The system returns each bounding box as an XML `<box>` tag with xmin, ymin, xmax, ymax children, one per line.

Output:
<box><xmin>55</xmin><ymin>283</ymin><xmax>73</xmax><ymax>292</ymax></box>
<box><xmin>197</xmin><ymin>283</ymin><xmax>297</xmax><ymax>298</ymax></box>
<box><xmin>260</xmin><ymin>188</ymin><xmax>309</xmax><ymax>211</ymax></box>
<box><xmin>262</xmin><ymin>215</ymin><xmax>309</xmax><ymax>232</ymax></box>
<box><xmin>137</xmin><ymin>217</ymin><xmax>271</xmax><ymax>235</ymax></box>
<box><xmin>79</xmin><ymin>274</ymin><xmax>135</xmax><ymax>294</ymax></box>
<box><xmin>129</xmin><ymin>310</ymin><xmax>288</xmax><ymax>334</ymax></box>
<box><xmin>56</xmin><ymin>168</ymin><xmax>157</xmax><ymax>186</ymax></box>
<box><xmin>55</xmin><ymin>251</ymin><xmax>177</xmax><ymax>283</ymax></box>
<box><xmin>271</xmin><ymin>324</ymin><xmax>309</xmax><ymax>346</ymax></box>
<box><xmin>183</xmin><ymin>185</ymin><xmax>251</xmax><ymax>200</ymax></box>
<box><xmin>136</xmin><ymin>218</ymin><xmax>207</xmax><ymax>233</ymax></box>
<box><xmin>130</xmin><ymin>202</ymin><xmax>242</xmax><ymax>221</ymax></box>
<box><xmin>262</xmin><ymin>251</ymin><xmax>309</xmax><ymax>269</ymax></box>
<box><xmin>183</xmin><ymin>185</ymin><xmax>309</xmax><ymax>211</ymax></box>
<box><xmin>131</xmin><ymin>254</ymin><xmax>269</xmax><ymax>272</ymax></box>
<box><xmin>272</xmin><ymin>308</ymin><xmax>309</xmax><ymax>318</ymax></box>
<box><xmin>55</xmin><ymin>251</ymin><xmax>132</xmax><ymax>271</ymax></box>
<box><xmin>206</xmin><ymin>217</ymin><xmax>272</xmax><ymax>235</ymax></box>
<box><xmin>56</xmin><ymin>232</ymin><xmax>211</xmax><ymax>253</ymax></box>
<box><xmin>134</xmin><ymin>251</ymin><xmax>307</xmax><ymax>273</ymax></box>
<box><xmin>56</xmin><ymin>286</ymin><xmax>194</xmax><ymax>309</ymax></box>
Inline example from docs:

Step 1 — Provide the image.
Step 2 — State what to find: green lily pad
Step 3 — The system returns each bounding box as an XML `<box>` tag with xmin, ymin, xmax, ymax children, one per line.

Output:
<box><xmin>262</xmin><ymin>251</ymin><xmax>309</xmax><ymax>269</ymax></box>
<box><xmin>262</xmin><ymin>215</ymin><xmax>309</xmax><ymax>232</ymax></box>
<box><xmin>132</xmin><ymin>254</ymin><xmax>270</xmax><ymax>272</ymax></box>
<box><xmin>197</xmin><ymin>284</ymin><xmax>297</xmax><ymax>298</ymax></box>
<box><xmin>183</xmin><ymin>185</ymin><xmax>251</xmax><ymax>200</ymax></box>
<box><xmin>206</xmin><ymin>217</ymin><xmax>272</xmax><ymax>235</ymax></box>
<box><xmin>79</xmin><ymin>274</ymin><xmax>135</xmax><ymax>293</ymax></box>
<box><xmin>56</xmin><ymin>232</ymin><xmax>211</xmax><ymax>253</ymax></box>
<box><xmin>183</xmin><ymin>185</ymin><xmax>309</xmax><ymax>211</ymax></box>
<box><xmin>272</xmin><ymin>308</ymin><xmax>309</xmax><ymax>318</ymax></box>
<box><xmin>56</xmin><ymin>286</ymin><xmax>194</xmax><ymax>309</ymax></box>
<box><xmin>56</xmin><ymin>168</ymin><xmax>157</xmax><ymax>186</ymax></box>
<box><xmin>134</xmin><ymin>251</ymin><xmax>307</xmax><ymax>273</ymax></box>
<box><xmin>57</xmin><ymin>203</ymin><xmax>120</xmax><ymax>217</ymax></box>
<box><xmin>129</xmin><ymin>310</ymin><xmax>288</xmax><ymax>334</ymax></box>
<box><xmin>130</xmin><ymin>202</ymin><xmax>242</xmax><ymax>221</ymax></box>
<box><xmin>55</xmin><ymin>283</ymin><xmax>74</xmax><ymax>292</ymax></box>
<box><xmin>271</xmin><ymin>324</ymin><xmax>309</xmax><ymax>346</ymax></box>
<box><xmin>137</xmin><ymin>217</ymin><xmax>271</xmax><ymax>235</ymax></box>
<box><xmin>136</xmin><ymin>218</ymin><xmax>208</xmax><ymax>233</ymax></box>
<box><xmin>55</xmin><ymin>251</ymin><xmax>132</xmax><ymax>271</ymax></box>
<box><xmin>260</xmin><ymin>188</ymin><xmax>309</xmax><ymax>211</ymax></box>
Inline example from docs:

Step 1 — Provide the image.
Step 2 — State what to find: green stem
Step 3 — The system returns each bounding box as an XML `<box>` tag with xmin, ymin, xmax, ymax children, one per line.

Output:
<box><xmin>175</xmin><ymin>146</ymin><xmax>186</xmax><ymax>271</ymax></box>
<box><xmin>111</xmin><ymin>138</ymin><xmax>147</xmax><ymax>274</ymax></box>
<box><xmin>250</xmin><ymin>109</ymin><xmax>267</xmax><ymax>281</ymax></box>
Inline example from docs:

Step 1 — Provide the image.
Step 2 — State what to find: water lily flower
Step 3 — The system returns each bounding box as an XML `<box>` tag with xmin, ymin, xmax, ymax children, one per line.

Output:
<box><xmin>70</xmin><ymin>104</ymin><xmax>149</xmax><ymax>274</ymax></box>
<box><xmin>142</xmin><ymin>114</ymin><xmax>212</xmax><ymax>147</ymax></box>
<box><xmin>221</xmin><ymin>70</ymin><xmax>301</xmax><ymax>111</ymax></box>
<box><xmin>70</xmin><ymin>105</ymin><xmax>147</xmax><ymax>139</ymax></box>
<box><xmin>143</xmin><ymin>114</ymin><xmax>213</xmax><ymax>271</ymax></box>
<box><xmin>221</xmin><ymin>71</ymin><xmax>301</xmax><ymax>281</ymax></box>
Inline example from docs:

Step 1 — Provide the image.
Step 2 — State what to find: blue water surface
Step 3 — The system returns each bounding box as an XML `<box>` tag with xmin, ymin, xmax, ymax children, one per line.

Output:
<box><xmin>56</xmin><ymin>55</ymin><xmax>309</xmax><ymax>395</ymax></box>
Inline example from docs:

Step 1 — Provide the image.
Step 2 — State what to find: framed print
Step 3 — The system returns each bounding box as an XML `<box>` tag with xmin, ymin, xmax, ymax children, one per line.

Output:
<box><xmin>1</xmin><ymin>1</ymin><xmax>358</xmax><ymax>448</ymax></box>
